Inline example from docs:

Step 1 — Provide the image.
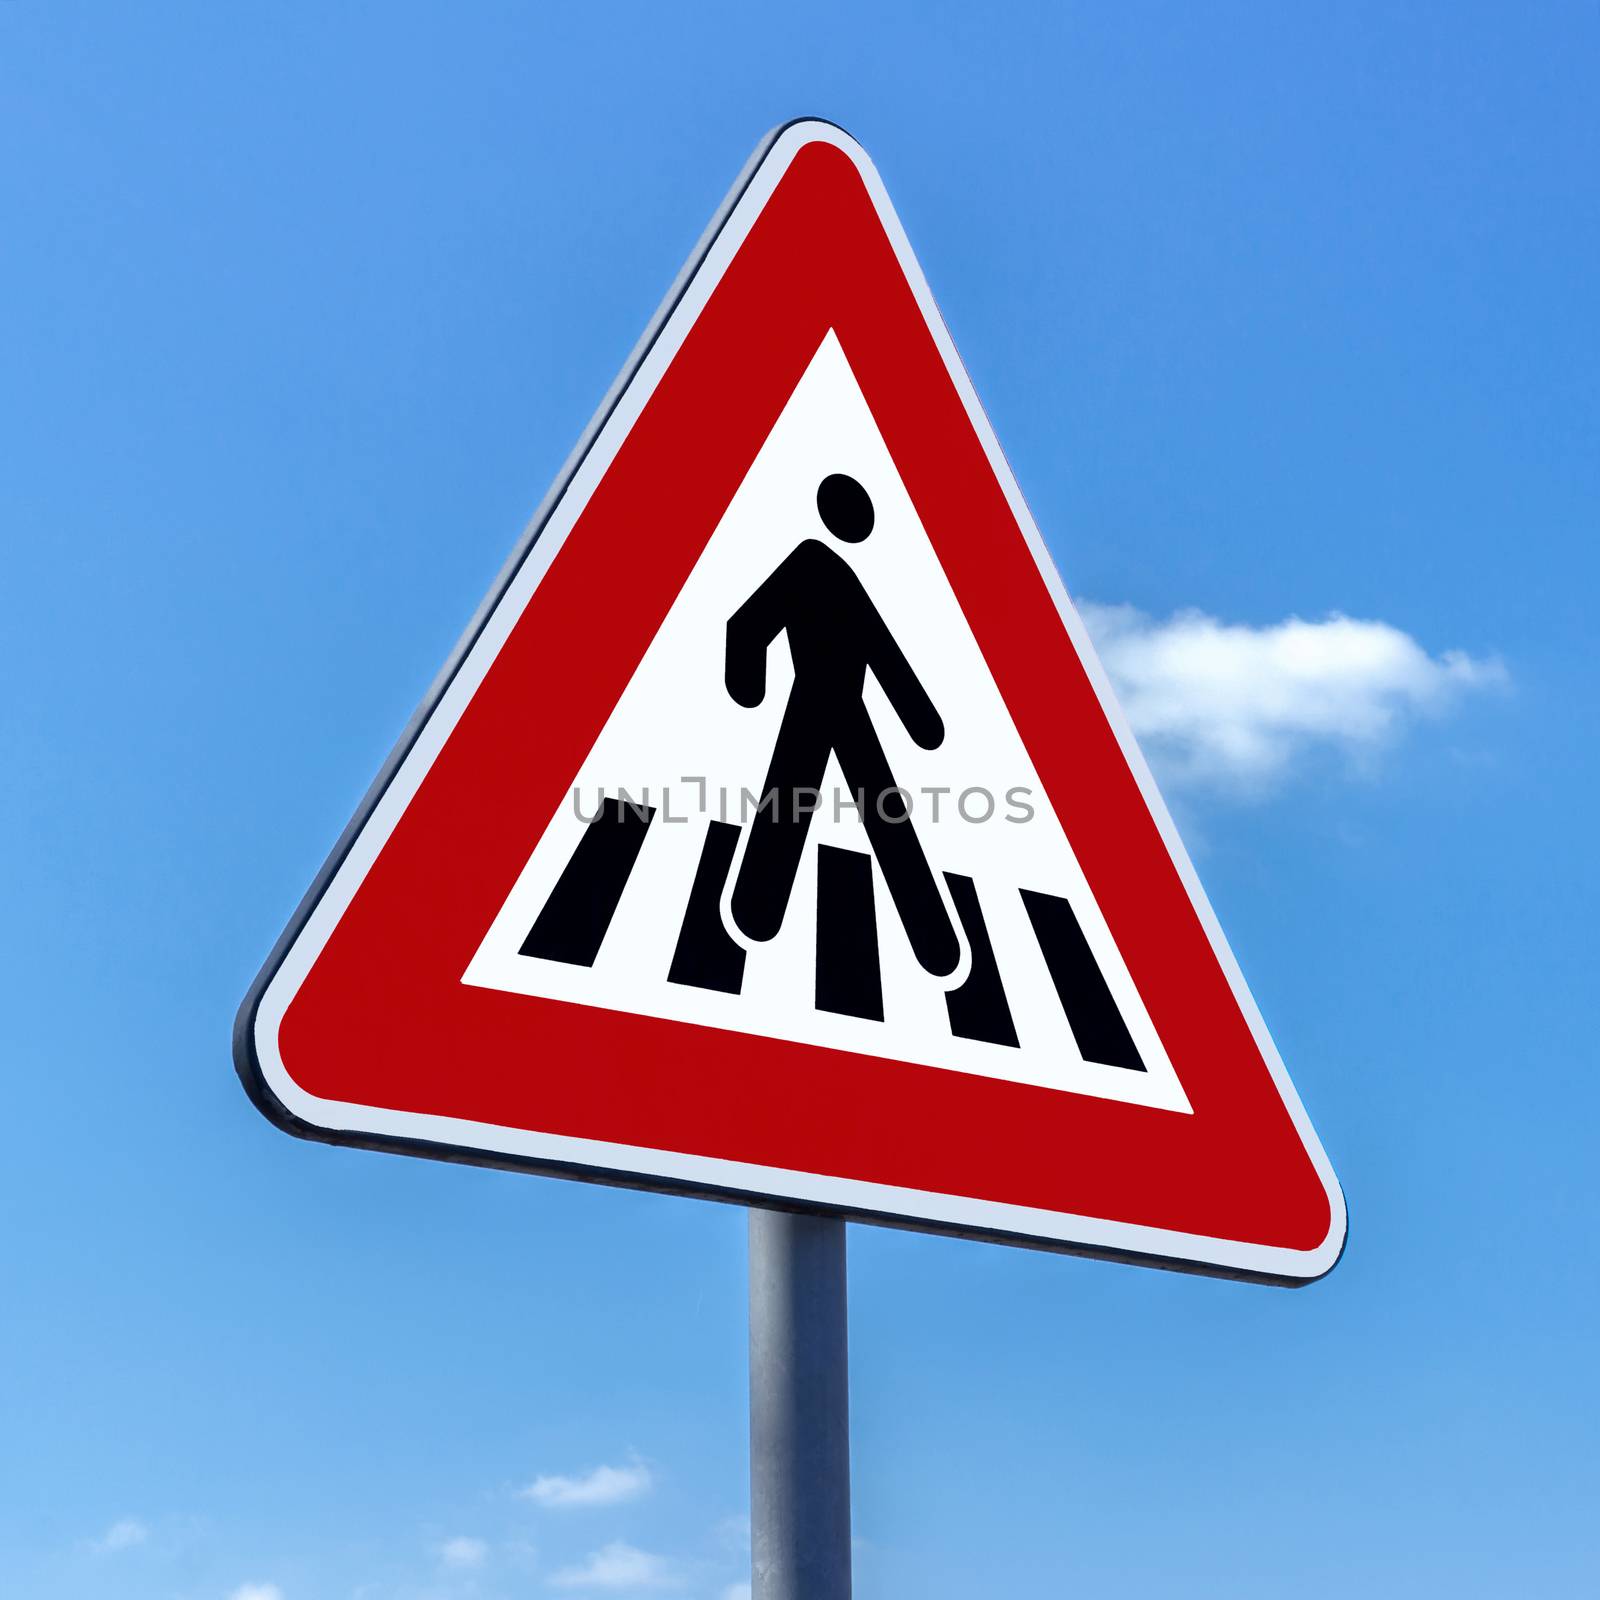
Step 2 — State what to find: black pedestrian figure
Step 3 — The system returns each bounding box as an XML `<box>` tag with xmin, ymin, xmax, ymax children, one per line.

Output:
<box><xmin>724</xmin><ymin>473</ymin><xmax>962</xmax><ymax>979</ymax></box>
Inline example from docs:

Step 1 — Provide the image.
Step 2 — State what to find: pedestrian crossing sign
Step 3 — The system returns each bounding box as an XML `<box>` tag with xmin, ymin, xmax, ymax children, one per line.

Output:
<box><xmin>236</xmin><ymin>120</ymin><xmax>1345</xmax><ymax>1283</ymax></box>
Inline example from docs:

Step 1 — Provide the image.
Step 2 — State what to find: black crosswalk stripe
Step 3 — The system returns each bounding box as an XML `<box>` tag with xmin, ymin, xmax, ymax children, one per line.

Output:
<box><xmin>815</xmin><ymin>845</ymin><xmax>884</xmax><ymax>1021</ymax></box>
<box><xmin>943</xmin><ymin>872</ymin><xmax>1019</xmax><ymax>1048</ymax></box>
<box><xmin>1019</xmin><ymin>889</ymin><xmax>1146</xmax><ymax>1072</ymax></box>
<box><xmin>668</xmin><ymin>821</ymin><xmax>748</xmax><ymax>995</ymax></box>
<box><xmin>518</xmin><ymin>796</ymin><xmax>656</xmax><ymax>966</ymax></box>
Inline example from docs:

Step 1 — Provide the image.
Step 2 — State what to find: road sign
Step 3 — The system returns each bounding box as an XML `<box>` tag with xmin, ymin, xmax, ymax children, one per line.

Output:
<box><xmin>236</xmin><ymin>120</ymin><xmax>1344</xmax><ymax>1284</ymax></box>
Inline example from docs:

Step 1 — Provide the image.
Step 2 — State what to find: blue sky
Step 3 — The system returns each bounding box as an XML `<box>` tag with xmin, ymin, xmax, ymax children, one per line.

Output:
<box><xmin>2</xmin><ymin>3</ymin><xmax>1596</xmax><ymax>1597</ymax></box>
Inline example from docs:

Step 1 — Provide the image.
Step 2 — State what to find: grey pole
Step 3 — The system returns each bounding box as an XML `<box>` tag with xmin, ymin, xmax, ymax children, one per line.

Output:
<box><xmin>748</xmin><ymin>1208</ymin><xmax>852</xmax><ymax>1600</ymax></box>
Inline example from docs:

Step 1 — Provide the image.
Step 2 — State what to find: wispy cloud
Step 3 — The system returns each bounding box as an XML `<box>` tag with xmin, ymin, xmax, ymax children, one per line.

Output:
<box><xmin>229</xmin><ymin>1586</ymin><xmax>284</xmax><ymax>1600</ymax></box>
<box><xmin>438</xmin><ymin>1535</ymin><xmax>489</xmax><ymax>1570</ymax></box>
<box><xmin>548</xmin><ymin>1541</ymin><xmax>678</xmax><ymax>1590</ymax></box>
<box><xmin>90</xmin><ymin>1517</ymin><xmax>149</xmax><ymax>1554</ymax></box>
<box><xmin>521</xmin><ymin>1459</ymin><xmax>653</xmax><ymax>1510</ymax></box>
<box><xmin>1078</xmin><ymin>601</ymin><xmax>1505</xmax><ymax>795</ymax></box>
<box><xmin>720</xmin><ymin>1584</ymin><xmax>752</xmax><ymax>1600</ymax></box>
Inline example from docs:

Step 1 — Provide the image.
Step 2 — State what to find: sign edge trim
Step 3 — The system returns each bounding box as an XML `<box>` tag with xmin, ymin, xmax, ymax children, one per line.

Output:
<box><xmin>232</xmin><ymin>118</ymin><xmax>1346</xmax><ymax>1286</ymax></box>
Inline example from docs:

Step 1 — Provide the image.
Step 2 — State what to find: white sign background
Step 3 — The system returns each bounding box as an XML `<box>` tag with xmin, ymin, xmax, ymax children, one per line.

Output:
<box><xmin>465</xmin><ymin>332</ymin><xmax>1191</xmax><ymax>1115</ymax></box>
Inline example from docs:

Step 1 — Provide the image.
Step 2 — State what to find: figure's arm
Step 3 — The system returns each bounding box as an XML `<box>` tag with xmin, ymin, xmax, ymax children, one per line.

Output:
<box><xmin>725</xmin><ymin>555</ymin><xmax>796</xmax><ymax>708</ymax></box>
<box><xmin>864</xmin><ymin>605</ymin><xmax>944</xmax><ymax>750</ymax></box>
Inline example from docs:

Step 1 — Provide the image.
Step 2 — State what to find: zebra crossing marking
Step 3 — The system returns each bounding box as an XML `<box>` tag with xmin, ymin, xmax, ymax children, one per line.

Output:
<box><xmin>513</xmin><ymin>800</ymin><xmax>1149</xmax><ymax>1076</ymax></box>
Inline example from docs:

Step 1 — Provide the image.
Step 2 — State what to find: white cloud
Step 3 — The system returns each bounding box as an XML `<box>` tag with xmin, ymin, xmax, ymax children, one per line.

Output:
<box><xmin>548</xmin><ymin>1540</ymin><xmax>677</xmax><ymax>1590</ymax></box>
<box><xmin>1078</xmin><ymin>601</ymin><xmax>1505</xmax><ymax>794</ymax></box>
<box><xmin>438</xmin><ymin>1535</ymin><xmax>489</xmax><ymax>1569</ymax></box>
<box><xmin>229</xmin><ymin>1586</ymin><xmax>284</xmax><ymax>1600</ymax></box>
<box><xmin>521</xmin><ymin>1459</ymin><xmax>653</xmax><ymax>1510</ymax></box>
<box><xmin>91</xmin><ymin>1517</ymin><xmax>149</xmax><ymax>1553</ymax></box>
<box><xmin>720</xmin><ymin>1585</ymin><xmax>752</xmax><ymax>1600</ymax></box>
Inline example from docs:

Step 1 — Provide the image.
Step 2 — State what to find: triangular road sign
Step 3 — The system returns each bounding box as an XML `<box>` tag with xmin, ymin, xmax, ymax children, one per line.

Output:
<box><xmin>237</xmin><ymin>121</ymin><xmax>1345</xmax><ymax>1283</ymax></box>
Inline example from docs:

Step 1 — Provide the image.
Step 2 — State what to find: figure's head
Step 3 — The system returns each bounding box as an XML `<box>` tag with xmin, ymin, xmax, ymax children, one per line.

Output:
<box><xmin>816</xmin><ymin>473</ymin><xmax>874</xmax><ymax>542</ymax></box>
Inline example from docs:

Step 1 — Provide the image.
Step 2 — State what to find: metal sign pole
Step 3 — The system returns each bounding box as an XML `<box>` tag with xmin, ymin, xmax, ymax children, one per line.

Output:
<box><xmin>748</xmin><ymin>1208</ymin><xmax>852</xmax><ymax>1600</ymax></box>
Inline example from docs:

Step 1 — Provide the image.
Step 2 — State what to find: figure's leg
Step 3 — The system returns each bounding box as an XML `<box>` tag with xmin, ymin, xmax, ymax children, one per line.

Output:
<box><xmin>835</xmin><ymin>708</ymin><xmax>961</xmax><ymax>978</ymax></box>
<box><xmin>730</xmin><ymin>694</ymin><xmax>831</xmax><ymax>944</ymax></box>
